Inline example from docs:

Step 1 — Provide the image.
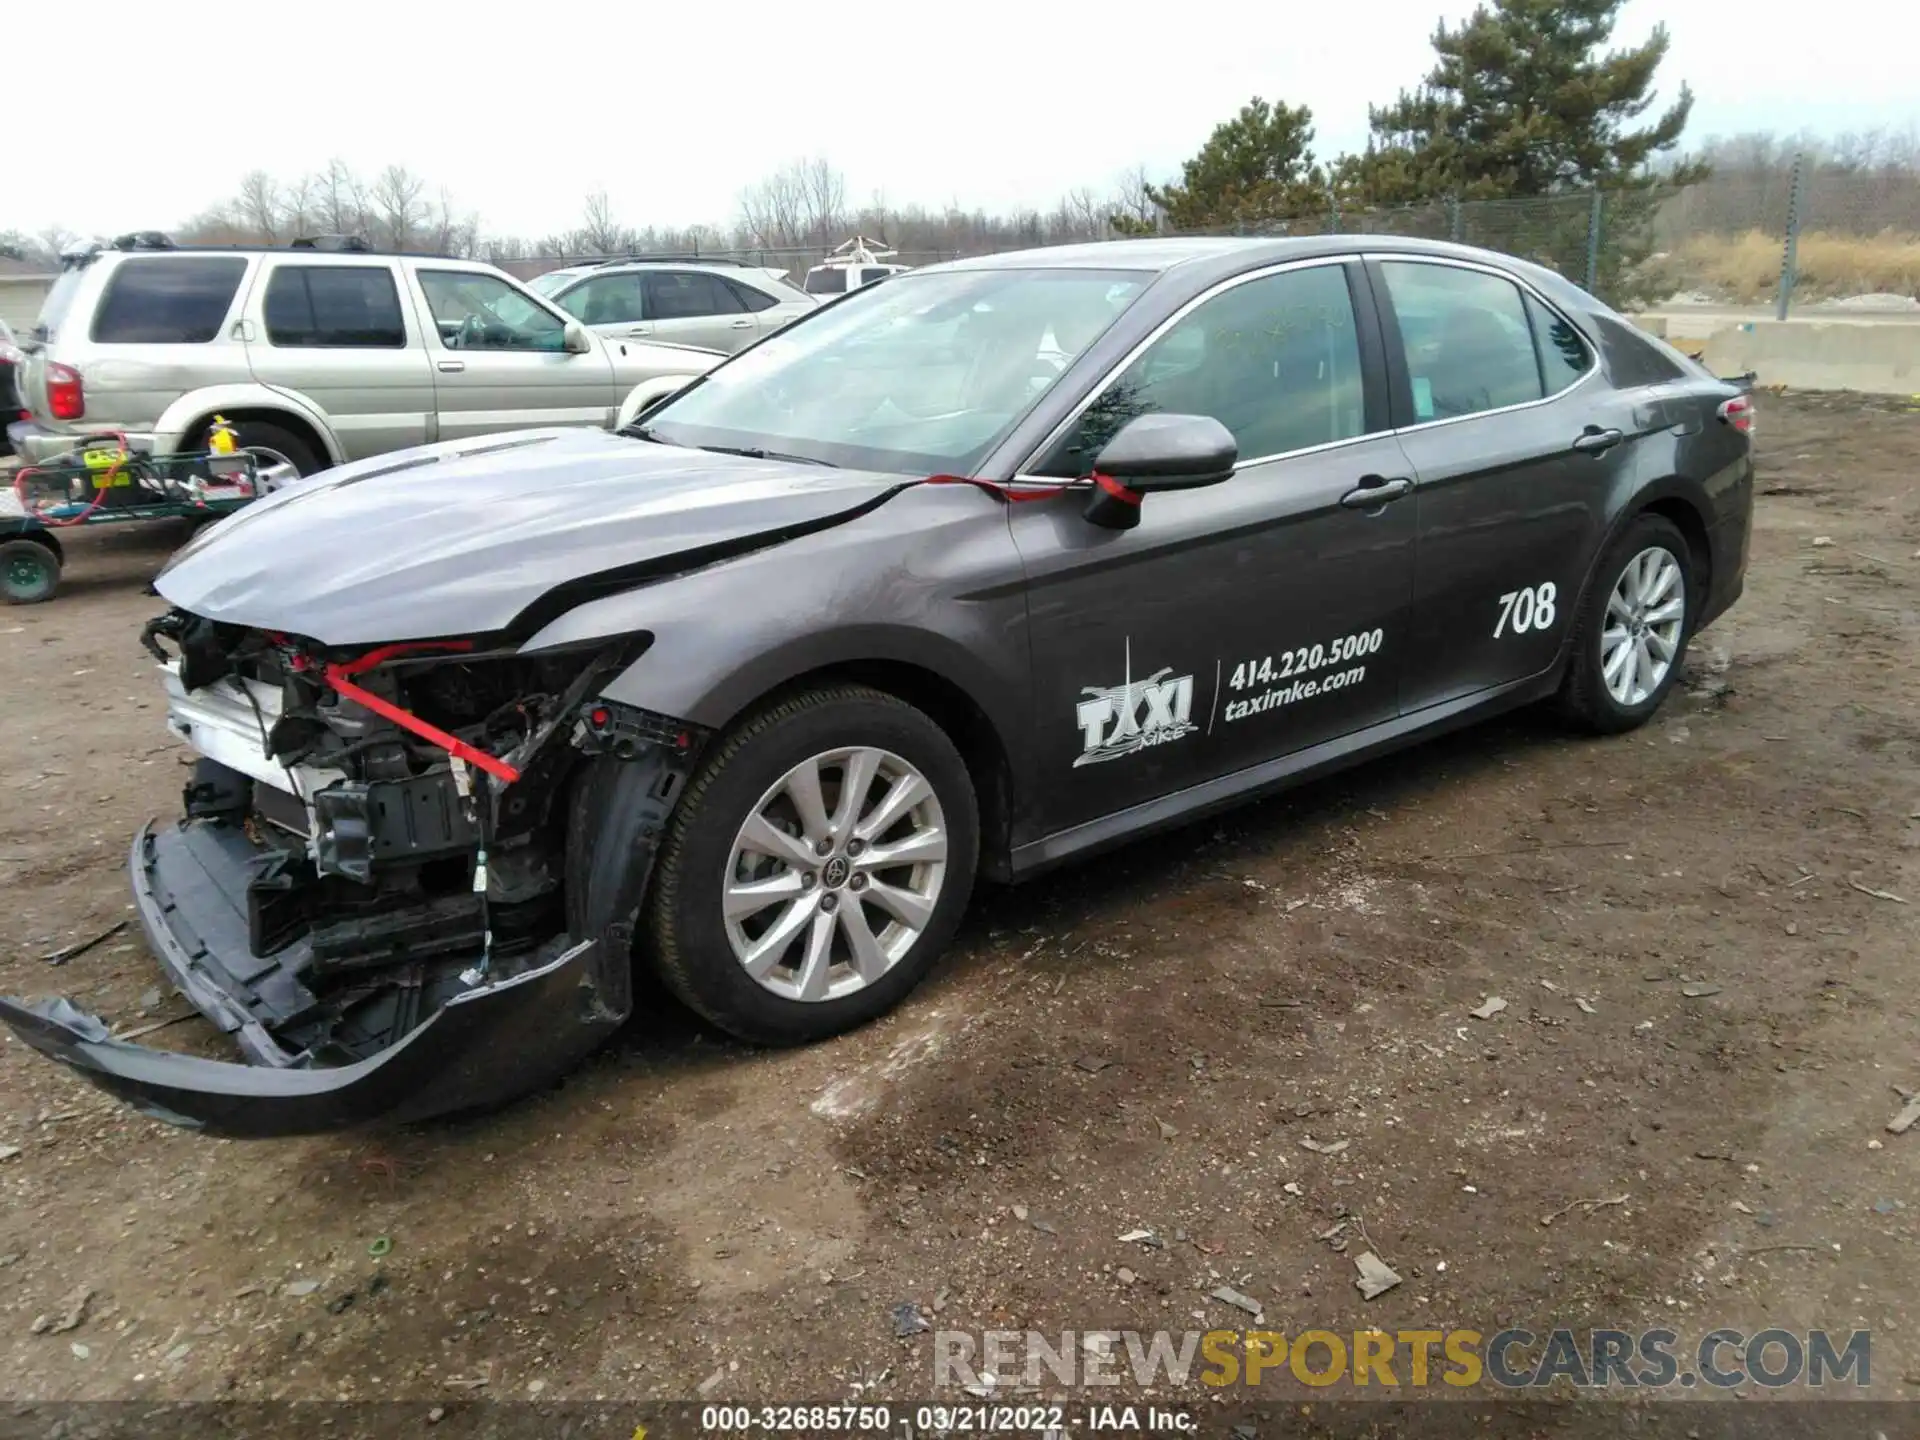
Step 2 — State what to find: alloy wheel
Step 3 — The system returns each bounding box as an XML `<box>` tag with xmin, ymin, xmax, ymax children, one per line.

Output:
<box><xmin>1600</xmin><ymin>546</ymin><xmax>1685</xmax><ymax>706</ymax></box>
<box><xmin>722</xmin><ymin>746</ymin><xmax>948</xmax><ymax>1003</ymax></box>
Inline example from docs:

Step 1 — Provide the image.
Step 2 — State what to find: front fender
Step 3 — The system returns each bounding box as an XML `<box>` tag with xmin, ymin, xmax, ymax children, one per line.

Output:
<box><xmin>519</xmin><ymin>483</ymin><xmax>1035</xmax><ymax>791</ymax></box>
<box><xmin>153</xmin><ymin>384</ymin><xmax>344</xmax><ymax>464</ymax></box>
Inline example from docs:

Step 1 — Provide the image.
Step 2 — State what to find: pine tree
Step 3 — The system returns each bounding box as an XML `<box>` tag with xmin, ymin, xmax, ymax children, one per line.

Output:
<box><xmin>1119</xmin><ymin>99</ymin><xmax>1326</xmax><ymax>234</ymax></box>
<box><xmin>1364</xmin><ymin>0</ymin><xmax>1701</xmax><ymax>201</ymax></box>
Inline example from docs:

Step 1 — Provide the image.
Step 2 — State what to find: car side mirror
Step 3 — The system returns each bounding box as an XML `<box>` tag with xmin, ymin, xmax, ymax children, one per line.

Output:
<box><xmin>1084</xmin><ymin>413</ymin><xmax>1238</xmax><ymax>530</ymax></box>
<box><xmin>562</xmin><ymin>320</ymin><xmax>593</xmax><ymax>355</ymax></box>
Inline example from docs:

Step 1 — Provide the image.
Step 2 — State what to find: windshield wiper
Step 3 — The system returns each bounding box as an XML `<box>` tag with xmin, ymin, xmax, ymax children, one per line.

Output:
<box><xmin>620</xmin><ymin>423</ymin><xmax>672</xmax><ymax>442</ymax></box>
<box><xmin>693</xmin><ymin>444</ymin><xmax>839</xmax><ymax>468</ymax></box>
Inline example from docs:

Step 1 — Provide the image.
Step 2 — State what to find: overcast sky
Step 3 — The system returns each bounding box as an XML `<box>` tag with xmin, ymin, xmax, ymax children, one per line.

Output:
<box><xmin>12</xmin><ymin>0</ymin><xmax>1919</xmax><ymax>241</ymax></box>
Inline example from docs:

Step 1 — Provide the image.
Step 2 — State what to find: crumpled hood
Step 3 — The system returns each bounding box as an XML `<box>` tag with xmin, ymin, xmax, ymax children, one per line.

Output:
<box><xmin>156</xmin><ymin>429</ymin><xmax>907</xmax><ymax>644</ymax></box>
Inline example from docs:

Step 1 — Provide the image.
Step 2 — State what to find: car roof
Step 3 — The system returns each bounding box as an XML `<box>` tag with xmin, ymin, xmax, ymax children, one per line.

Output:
<box><xmin>927</xmin><ymin>234</ymin><xmax>1602</xmax><ymax>311</ymax></box>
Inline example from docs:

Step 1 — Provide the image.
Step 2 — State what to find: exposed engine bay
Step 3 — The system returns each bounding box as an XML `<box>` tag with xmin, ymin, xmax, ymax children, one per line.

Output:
<box><xmin>130</xmin><ymin>607</ymin><xmax>679</xmax><ymax>1069</ymax></box>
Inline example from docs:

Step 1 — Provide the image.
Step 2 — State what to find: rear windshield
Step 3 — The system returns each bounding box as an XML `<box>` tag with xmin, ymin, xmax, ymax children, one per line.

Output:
<box><xmin>91</xmin><ymin>257</ymin><xmax>248</xmax><ymax>344</ymax></box>
<box><xmin>32</xmin><ymin>267</ymin><xmax>88</xmax><ymax>343</ymax></box>
<box><xmin>804</xmin><ymin>267</ymin><xmax>847</xmax><ymax>295</ymax></box>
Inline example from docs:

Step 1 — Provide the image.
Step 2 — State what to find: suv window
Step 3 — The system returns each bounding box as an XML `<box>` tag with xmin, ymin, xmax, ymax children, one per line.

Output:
<box><xmin>263</xmin><ymin>265</ymin><xmax>406</xmax><ymax>348</ymax></box>
<box><xmin>860</xmin><ymin>267</ymin><xmax>894</xmax><ymax>286</ymax></box>
<box><xmin>723</xmin><ymin>278</ymin><xmax>777</xmax><ymax>313</ymax></box>
<box><xmin>417</xmin><ymin>270</ymin><xmax>567</xmax><ymax>351</ymax></box>
<box><xmin>644</xmin><ymin>272</ymin><xmax>743</xmax><ymax>320</ymax></box>
<box><xmin>1041</xmin><ymin>263</ymin><xmax>1369</xmax><ymax>475</ymax></box>
<box><xmin>1379</xmin><ymin>261</ymin><xmax>1543</xmax><ymax>421</ymax></box>
<box><xmin>91</xmin><ymin>257</ymin><xmax>248</xmax><ymax>344</ymax></box>
<box><xmin>560</xmin><ymin>273</ymin><xmax>647</xmax><ymax>325</ymax></box>
<box><xmin>804</xmin><ymin>268</ymin><xmax>847</xmax><ymax>296</ymax></box>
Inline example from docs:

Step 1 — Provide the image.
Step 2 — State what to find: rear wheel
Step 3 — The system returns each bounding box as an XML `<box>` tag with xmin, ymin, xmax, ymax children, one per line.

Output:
<box><xmin>1</xmin><ymin>537</ymin><xmax>59</xmax><ymax>604</ymax></box>
<box><xmin>203</xmin><ymin>419</ymin><xmax>322</xmax><ymax>490</ymax></box>
<box><xmin>1558</xmin><ymin>513</ymin><xmax>1694</xmax><ymax>733</ymax></box>
<box><xmin>643</xmin><ymin>685</ymin><xmax>979</xmax><ymax>1044</ymax></box>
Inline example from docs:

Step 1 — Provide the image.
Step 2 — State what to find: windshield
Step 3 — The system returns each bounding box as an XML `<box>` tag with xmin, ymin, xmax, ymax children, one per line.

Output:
<box><xmin>526</xmin><ymin>270</ymin><xmax>575</xmax><ymax>297</ymax></box>
<box><xmin>640</xmin><ymin>268</ymin><xmax>1149</xmax><ymax>474</ymax></box>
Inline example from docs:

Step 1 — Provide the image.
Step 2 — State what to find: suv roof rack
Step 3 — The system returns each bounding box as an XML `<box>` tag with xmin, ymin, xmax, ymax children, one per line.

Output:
<box><xmin>590</xmin><ymin>253</ymin><xmax>758</xmax><ymax>269</ymax></box>
<box><xmin>85</xmin><ymin>231</ymin><xmax>453</xmax><ymax>260</ymax></box>
<box><xmin>290</xmin><ymin>234</ymin><xmax>373</xmax><ymax>252</ymax></box>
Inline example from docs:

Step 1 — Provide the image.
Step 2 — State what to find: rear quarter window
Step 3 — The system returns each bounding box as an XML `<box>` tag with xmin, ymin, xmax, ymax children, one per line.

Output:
<box><xmin>1592</xmin><ymin>313</ymin><xmax>1691</xmax><ymax>387</ymax></box>
<box><xmin>91</xmin><ymin>257</ymin><xmax>248</xmax><ymax>344</ymax></box>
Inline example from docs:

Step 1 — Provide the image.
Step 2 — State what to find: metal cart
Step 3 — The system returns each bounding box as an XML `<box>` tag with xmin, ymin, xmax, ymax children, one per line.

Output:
<box><xmin>2</xmin><ymin>436</ymin><xmax>261</xmax><ymax>604</ymax></box>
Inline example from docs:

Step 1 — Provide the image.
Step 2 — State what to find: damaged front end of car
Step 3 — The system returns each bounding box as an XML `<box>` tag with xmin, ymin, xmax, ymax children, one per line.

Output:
<box><xmin>0</xmin><ymin>610</ymin><xmax>700</xmax><ymax>1137</ymax></box>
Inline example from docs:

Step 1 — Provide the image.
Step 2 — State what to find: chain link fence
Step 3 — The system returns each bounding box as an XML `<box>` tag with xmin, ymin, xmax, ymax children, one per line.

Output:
<box><xmin>490</xmin><ymin>169</ymin><xmax>1917</xmax><ymax>318</ymax></box>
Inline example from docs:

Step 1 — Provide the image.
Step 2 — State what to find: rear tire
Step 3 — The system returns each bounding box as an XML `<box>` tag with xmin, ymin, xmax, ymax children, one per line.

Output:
<box><xmin>1</xmin><ymin>537</ymin><xmax>60</xmax><ymax>604</ymax></box>
<box><xmin>643</xmin><ymin>685</ymin><xmax>978</xmax><ymax>1045</ymax></box>
<box><xmin>1557</xmin><ymin>513</ymin><xmax>1695</xmax><ymax>733</ymax></box>
<box><xmin>205</xmin><ymin>420</ymin><xmax>322</xmax><ymax>489</ymax></box>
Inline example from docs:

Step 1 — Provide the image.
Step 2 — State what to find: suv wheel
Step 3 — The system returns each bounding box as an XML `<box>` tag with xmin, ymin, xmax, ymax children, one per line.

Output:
<box><xmin>1558</xmin><ymin>513</ymin><xmax>1695</xmax><ymax>733</ymax></box>
<box><xmin>644</xmin><ymin>685</ymin><xmax>979</xmax><ymax>1044</ymax></box>
<box><xmin>204</xmin><ymin>420</ymin><xmax>321</xmax><ymax>489</ymax></box>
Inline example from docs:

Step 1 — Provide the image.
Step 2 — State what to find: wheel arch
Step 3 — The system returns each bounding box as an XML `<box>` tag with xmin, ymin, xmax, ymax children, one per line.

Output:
<box><xmin>699</xmin><ymin>656</ymin><xmax>1017</xmax><ymax>883</ymax></box>
<box><xmin>155</xmin><ymin>386</ymin><xmax>343</xmax><ymax>466</ymax></box>
<box><xmin>9</xmin><ymin>527</ymin><xmax>64</xmax><ymax>563</ymax></box>
<box><xmin>1558</xmin><ymin>480</ymin><xmax>1714</xmax><ymax>676</ymax></box>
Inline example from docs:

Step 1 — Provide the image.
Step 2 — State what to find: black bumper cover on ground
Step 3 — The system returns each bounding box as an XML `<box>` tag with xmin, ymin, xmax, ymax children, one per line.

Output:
<box><xmin>0</xmin><ymin>824</ymin><xmax>629</xmax><ymax>1138</ymax></box>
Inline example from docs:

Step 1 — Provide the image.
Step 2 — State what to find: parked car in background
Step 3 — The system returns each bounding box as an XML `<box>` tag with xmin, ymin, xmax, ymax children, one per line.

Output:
<box><xmin>6</xmin><ymin>234</ymin><xmax>720</xmax><ymax>484</ymax></box>
<box><xmin>534</xmin><ymin>258</ymin><xmax>815</xmax><ymax>355</ymax></box>
<box><xmin>0</xmin><ymin>319</ymin><xmax>23</xmax><ymax>455</ymax></box>
<box><xmin>803</xmin><ymin>236</ymin><xmax>910</xmax><ymax>298</ymax></box>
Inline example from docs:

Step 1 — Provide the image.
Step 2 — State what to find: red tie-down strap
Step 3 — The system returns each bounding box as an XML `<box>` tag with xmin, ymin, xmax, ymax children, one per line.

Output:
<box><xmin>294</xmin><ymin>640</ymin><xmax>523</xmax><ymax>784</ymax></box>
<box><xmin>1092</xmin><ymin>472</ymin><xmax>1141</xmax><ymax>507</ymax></box>
<box><xmin>922</xmin><ymin>474</ymin><xmax>1066</xmax><ymax>504</ymax></box>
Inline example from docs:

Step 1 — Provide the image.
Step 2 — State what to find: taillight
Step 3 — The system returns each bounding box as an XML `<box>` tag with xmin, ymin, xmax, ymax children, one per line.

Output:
<box><xmin>47</xmin><ymin>362</ymin><xmax>85</xmax><ymax>421</ymax></box>
<box><xmin>1718</xmin><ymin>394</ymin><xmax>1754</xmax><ymax>435</ymax></box>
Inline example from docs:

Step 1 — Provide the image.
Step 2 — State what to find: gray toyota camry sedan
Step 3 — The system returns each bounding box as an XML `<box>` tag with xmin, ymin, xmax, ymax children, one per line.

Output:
<box><xmin>1</xmin><ymin>236</ymin><xmax>1754</xmax><ymax>1135</ymax></box>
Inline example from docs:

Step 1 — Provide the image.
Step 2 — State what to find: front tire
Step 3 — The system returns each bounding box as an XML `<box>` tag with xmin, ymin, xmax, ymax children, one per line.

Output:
<box><xmin>1</xmin><ymin>537</ymin><xmax>60</xmax><ymax>604</ymax></box>
<box><xmin>643</xmin><ymin>685</ymin><xmax>979</xmax><ymax>1044</ymax></box>
<box><xmin>1558</xmin><ymin>513</ymin><xmax>1695</xmax><ymax>733</ymax></box>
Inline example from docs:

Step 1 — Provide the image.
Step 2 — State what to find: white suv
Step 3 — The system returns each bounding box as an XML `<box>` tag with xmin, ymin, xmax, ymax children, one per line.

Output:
<box><xmin>531</xmin><ymin>258</ymin><xmax>815</xmax><ymax>354</ymax></box>
<box><xmin>7</xmin><ymin>234</ymin><xmax>721</xmax><ymax>482</ymax></box>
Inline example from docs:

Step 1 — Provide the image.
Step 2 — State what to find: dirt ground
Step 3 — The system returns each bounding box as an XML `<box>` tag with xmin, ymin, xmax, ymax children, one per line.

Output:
<box><xmin>2</xmin><ymin>392</ymin><xmax>1917</xmax><ymax>1427</ymax></box>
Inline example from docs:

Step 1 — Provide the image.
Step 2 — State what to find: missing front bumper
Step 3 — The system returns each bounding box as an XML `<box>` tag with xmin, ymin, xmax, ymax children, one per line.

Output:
<box><xmin>0</xmin><ymin>937</ymin><xmax>616</xmax><ymax>1137</ymax></box>
<box><xmin>0</xmin><ymin>824</ymin><xmax>628</xmax><ymax>1138</ymax></box>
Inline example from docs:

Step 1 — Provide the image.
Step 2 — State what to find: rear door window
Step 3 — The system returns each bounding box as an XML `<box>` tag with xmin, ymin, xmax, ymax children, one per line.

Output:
<box><xmin>644</xmin><ymin>272</ymin><xmax>744</xmax><ymax>320</ymax></box>
<box><xmin>1378</xmin><ymin>261</ymin><xmax>1544</xmax><ymax>422</ymax></box>
<box><xmin>1525</xmin><ymin>293</ymin><xmax>1594</xmax><ymax>393</ymax></box>
<box><xmin>804</xmin><ymin>267</ymin><xmax>847</xmax><ymax>296</ymax></box>
<box><xmin>263</xmin><ymin>265</ymin><xmax>407</xmax><ymax>347</ymax></box>
<box><xmin>91</xmin><ymin>257</ymin><xmax>248</xmax><ymax>344</ymax></box>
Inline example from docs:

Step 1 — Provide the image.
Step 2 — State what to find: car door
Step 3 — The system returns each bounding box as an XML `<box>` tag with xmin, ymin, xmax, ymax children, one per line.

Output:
<box><xmin>406</xmin><ymin>266</ymin><xmax>617</xmax><ymax>440</ymax></box>
<box><xmin>243</xmin><ymin>259</ymin><xmax>434</xmax><ymax>460</ymax></box>
<box><xmin>1371</xmin><ymin>257</ymin><xmax>1655</xmax><ymax>712</ymax></box>
<box><xmin>1010</xmin><ymin>259</ymin><xmax>1417</xmax><ymax>838</ymax></box>
<box><xmin>643</xmin><ymin>270</ymin><xmax>758</xmax><ymax>352</ymax></box>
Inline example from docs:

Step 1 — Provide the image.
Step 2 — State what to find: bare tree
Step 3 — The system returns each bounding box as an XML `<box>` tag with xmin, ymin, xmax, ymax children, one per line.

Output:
<box><xmin>372</xmin><ymin>165</ymin><xmax>427</xmax><ymax>250</ymax></box>
<box><xmin>281</xmin><ymin>174</ymin><xmax>318</xmax><ymax>240</ymax></box>
<box><xmin>319</xmin><ymin>159</ymin><xmax>368</xmax><ymax>236</ymax></box>
<box><xmin>739</xmin><ymin>165</ymin><xmax>806</xmax><ymax>249</ymax></box>
<box><xmin>580</xmin><ymin>189</ymin><xmax>628</xmax><ymax>254</ymax></box>
<box><xmin>797</xmin><ymin>157</ymin><xmax>846</xmax><ymax>244</ymax></box>
<box><xmin>1111</xmin><ymin>163</ymin><xmax>1162</xmax><ymax>231</ymax></box>
<box><xmin>235</xmin><ymin>171</ymin><xmax>281</xmax><ymax>244</ymax></box>
<box><xmin>37</xmin><ymin>224</ymin><xmax>78</xmax><ymax>259</ymax></box>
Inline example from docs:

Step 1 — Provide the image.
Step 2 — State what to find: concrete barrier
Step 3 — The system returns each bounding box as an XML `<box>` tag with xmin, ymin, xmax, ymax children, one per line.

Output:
<box><xmin>1631</xmin><ymin>311</ymin><xmax>1920</xmax><ymax>395</ymax></box>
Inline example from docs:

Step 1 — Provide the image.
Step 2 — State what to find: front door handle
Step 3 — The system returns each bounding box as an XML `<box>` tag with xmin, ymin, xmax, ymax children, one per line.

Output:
<box><xmin>437</xmin><ymin>359</ymin><xmax>465</xmax><ymax>373</ymax></box>
<box><xmin>1572</xmin><ymin>426</ymin><xmax>1624</xmax><ymax>455</ymax></box>
<box><xmin>626</xmin><ymin>324</ymin><xmax>653</xmax><ymax>337</ymax></box>
<box><xmin>1340</xmin><ymin>475</ymin><xmax>1414</xmax><ymax>509</ymax></box>
<box><xmin>729</xmin><ymin>319</ymin><xmax>754</xmax><ymax>329</ymax></box>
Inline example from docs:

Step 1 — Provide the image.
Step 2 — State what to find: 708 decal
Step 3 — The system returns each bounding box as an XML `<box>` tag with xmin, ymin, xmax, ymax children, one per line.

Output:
<box><xmin>1494</xmin><ymin>582</ymin><xmax>1558</xmax><ymax>638</ymax></box>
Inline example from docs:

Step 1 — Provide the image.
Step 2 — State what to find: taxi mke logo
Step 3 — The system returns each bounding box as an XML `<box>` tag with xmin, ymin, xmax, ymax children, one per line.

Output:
<box><xmin>1075</xmin><ymin>639</ymin><xmax>1197</xmax><ymax>767</ymax></box>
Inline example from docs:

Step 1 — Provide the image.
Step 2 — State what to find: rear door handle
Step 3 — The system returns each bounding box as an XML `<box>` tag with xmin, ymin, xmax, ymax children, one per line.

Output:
<box><xmin>729</xmin><ymin>319</ymin><xmax>754</xmax><ymax>329</ymax></box>
<box><xmin>437</xmin><ymin>360</ymin><xmax>465</xmax><ymax>373</ymax></box>
<box><xmin>1340</xmin><ymin>475</ymin><xmax>1413</xmax><ymax>509</ymax></box>
<box><xmin>626</xmin><ymin>324</ymin><xmax>653</xmax><ymax>337</ymax></box>
<box><xmin>1572</xmin><ymin>426</ymin><xmax>1624</xmax><ymax>455</ymax></box>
